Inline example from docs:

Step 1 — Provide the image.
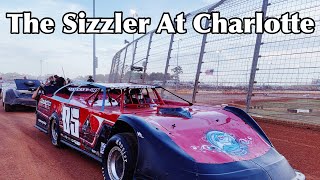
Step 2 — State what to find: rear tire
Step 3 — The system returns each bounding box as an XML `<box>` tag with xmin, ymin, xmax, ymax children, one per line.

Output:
<box><xmin>102</xmin><ymin>133</ymin><xmax>137</xmax><ymax>180</ymax></box>
<box><xmin>49</xmin><ymin>119</ymin><xmax>61</xmax><ymax>147</ymax></box>
<box><xmin>4</xmin><ymin>103</ymin><xmax>13</xmax><ymax>112</ymax></box>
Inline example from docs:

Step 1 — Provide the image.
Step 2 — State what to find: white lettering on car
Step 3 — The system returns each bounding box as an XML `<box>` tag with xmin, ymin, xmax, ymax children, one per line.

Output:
<box><xmin>62</xmin><ymin>106</ymin><xmax>80</xmax><ymax>138</ymax></box>
<box><xmin>116</xmin><ymin>139</ymin><xmax>128</xmax><ymax>163</ymax></box>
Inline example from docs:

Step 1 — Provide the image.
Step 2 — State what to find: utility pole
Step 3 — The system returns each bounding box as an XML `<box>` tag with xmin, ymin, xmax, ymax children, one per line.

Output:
<box><xmin>128</xmin><ymin>9</ymin><xmax>138</xmax><ymax>83</ymax></box>
<box><xmin>216</xmin><ymin>50</ymin><xmax>221</xmax><ymax>88</ymax></box>
<box><xmin>93</xmin><ymin>0</ymin><xmax>97</xmax><ymax>80</ymax></box>
<box><xmin>40</xmin><ymin>60</ymin><xmax>43</xmax><ymax>78</ymax></box>
<box><xmin>176</xmin><ymin>39</ymin><xmax>182</xmax><ymax>91</ymax></box>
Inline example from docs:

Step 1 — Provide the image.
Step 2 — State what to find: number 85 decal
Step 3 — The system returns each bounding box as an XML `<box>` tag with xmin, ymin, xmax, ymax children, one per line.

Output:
<box><xmin>62</xmin><ymin>106</ymin><xmax>80</xmax><ymax>138</ymax></box>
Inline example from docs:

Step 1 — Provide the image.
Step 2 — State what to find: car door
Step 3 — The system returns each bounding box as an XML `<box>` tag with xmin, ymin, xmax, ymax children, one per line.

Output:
<box><xmin>78</xmin><ymin>87</ymin><xmax>116</xmax><ymax>149</ymax></box>
<box><xmin>36</xmin><ymin>96</ymin><xmax>53</xmax><ymax>131</ymax></box>
<box><xmin>60</xmin><ymin>104</ymin><xmax>81</xmax><ymax>146</ymax></box>
<box><xmin>78</xmin><ymin>88</ymin><xmax>104</xmax><ymax>147</ymax></box>
<box><xmin>64</xmin><ymin>85</ymin><xmax>101</xmax><ymax>149</ymax></box>
<box><xmin>54</xmin><ymin>85</ymin><xmax>83</xmax><ymax>147</ymax></box>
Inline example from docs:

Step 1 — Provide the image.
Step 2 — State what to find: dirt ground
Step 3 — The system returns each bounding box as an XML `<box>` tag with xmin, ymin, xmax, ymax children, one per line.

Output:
<box><xmin>259</xmin><ymin>121</ymin><xmax>320</xmax><ymax>179</ymax></box>
<box><xmin>0</xmin><ymin>108</ymin><xmax>102</xmax><ymax>180</ymax></box>
<box><xmin>0</xmin><ymin>106</ymin><xmax>319</xmax><ymax>179</ymax></box>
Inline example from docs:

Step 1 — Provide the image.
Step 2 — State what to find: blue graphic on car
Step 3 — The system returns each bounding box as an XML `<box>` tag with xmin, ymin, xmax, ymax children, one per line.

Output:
<box><xmin>206</xmin><ymin>130</ymin><xmax>249</xmax><ymax>156</ymax></box>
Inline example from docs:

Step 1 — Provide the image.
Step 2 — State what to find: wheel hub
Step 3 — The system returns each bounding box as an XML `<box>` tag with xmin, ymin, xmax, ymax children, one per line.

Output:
<box><xmin>51</xmin><ymin>122</ymin><xmax>58</xmax><ymax>142</ymax></box>
<box><xmin>107</xmin><ymin>146</ymin><xmax>125</xmax><ymax>180</ymax></box>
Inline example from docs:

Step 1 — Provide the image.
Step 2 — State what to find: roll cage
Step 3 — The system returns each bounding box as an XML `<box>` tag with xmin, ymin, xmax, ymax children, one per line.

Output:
<box><xmin>52</xmin><ymin>82</ymin><xmax>192</xmax><ymax>112</ymax></box>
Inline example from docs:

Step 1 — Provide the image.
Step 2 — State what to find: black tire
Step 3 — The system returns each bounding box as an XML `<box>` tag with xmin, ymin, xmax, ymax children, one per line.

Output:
<box><xmin>4</xmin><ymin>103</ymin><xmax>13</xmax><ymax>112</ymax></box>
<box><xmin>102</xmin><ymin>133</ymin><xmax>137</xmax><ymax>180</ymax></box>
<box><xmin>49</xmin><ymin>119</ymin><xmax>61</xmax><ymax>147</ymax></box>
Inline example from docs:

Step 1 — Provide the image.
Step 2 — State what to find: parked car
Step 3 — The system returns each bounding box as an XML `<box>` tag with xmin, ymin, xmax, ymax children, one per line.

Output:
<box><xmin>35</xmin><ymin>82</ymin><xmax>305</xmax><ymax>180</ymax></box>
<box><xmin>0</xmin><ymin>77</ymin><xmax>3</xmax><ymax>95</ymax></box>
<box><xmin>1</xmin><ymin>79</ymin><xmax>40</xmax><ymax>112</ymax></box>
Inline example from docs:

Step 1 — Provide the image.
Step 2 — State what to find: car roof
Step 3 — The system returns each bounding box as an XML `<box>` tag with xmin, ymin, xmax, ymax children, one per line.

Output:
<box><xmin>71</xmin><ymin>82</ymin><xmax>159</xmax><ymax>90</ymax></box>
<box><xmin>96</xmin><ymin>83</ymin><xmax>159</xmax><ymax>89</ymax></box>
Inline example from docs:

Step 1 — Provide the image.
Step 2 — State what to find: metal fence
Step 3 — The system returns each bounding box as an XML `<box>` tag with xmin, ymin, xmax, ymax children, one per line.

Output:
<box><xmin>109</xmin><ymin>0</ymin><xmax>320</xmax><ymax>125</ymax></box>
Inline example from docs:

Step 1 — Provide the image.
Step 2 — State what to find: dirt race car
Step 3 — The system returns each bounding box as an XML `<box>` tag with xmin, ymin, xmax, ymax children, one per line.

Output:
<box><xmin>35</xmin><ymin>82</ymin><xmax>305</xmax><ymax>180</ymax></box>
<box><xmin>1</xmin><ymin>79</ymin><xmax>40</xmax><ymax>112</ymax></box>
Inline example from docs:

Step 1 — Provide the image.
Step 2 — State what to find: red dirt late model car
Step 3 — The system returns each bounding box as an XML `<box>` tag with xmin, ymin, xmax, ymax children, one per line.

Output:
<box><xmin>35</xmin><ymin>82</ymin><xmax>305</xmax><ymax>180</ymax></box>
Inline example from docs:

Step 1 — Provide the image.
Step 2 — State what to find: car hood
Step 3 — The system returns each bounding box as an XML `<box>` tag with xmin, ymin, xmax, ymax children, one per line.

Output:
<box><xmin>143</xmin><ymin>106</ymin><xmax>271</xmax><ymax>164</ymax></box>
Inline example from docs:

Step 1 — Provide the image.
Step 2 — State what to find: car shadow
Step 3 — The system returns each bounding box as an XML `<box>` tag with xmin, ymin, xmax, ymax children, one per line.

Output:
<box><xmin>1</xmin><ymin>104</ymin><xmax>36</xmax><ymax>113</ymax></box>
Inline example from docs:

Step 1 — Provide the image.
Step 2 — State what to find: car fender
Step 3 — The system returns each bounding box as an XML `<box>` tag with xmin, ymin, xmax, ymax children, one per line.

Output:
<box><xmin>223</xmin><ymin>106</ymin><xmax>273</xmax><ymax>147</ymax></box>
<box><xmin>108</xmin><ymin>114</ymin><xmax>196</xmax><ymax>179</ymax></box>
<box><xmin>4</xmin><ymin>89</ymin><xmax>18</xmax><ymax>105</ymax></box>
<box><xmin>113</xmin><ymin>114</ymin><xmax>296</xmax><ymax>180</ymax></box>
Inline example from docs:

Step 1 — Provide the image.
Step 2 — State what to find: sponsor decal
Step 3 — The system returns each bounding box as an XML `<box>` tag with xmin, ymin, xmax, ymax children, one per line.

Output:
<box><xmin>67</xmin><ymin>87</ymin><xmax>99</xmax><ymax>93</ymax></box>
<box><xmin>82</xmin><ymin>116</ymin><xmax>91</xmax><ymax>136</ymax></box>
<box><xmin>61</xmin><ymin>134</ymin><xmax>81</xmax><ymax>146</ymax></box>
<box><xmin>39</xmin><ymin>99</ymin><xmax>51</xmax><ymax>110</ymax></box>
<box><xmin>137</xmin><ymin>132</ymin><xmax>144</xmax><ymax>139</ymax></box>
<box><xmin>37</xmin><ymin>119</ymin><xmax>47</xmax><ymax>126</ymax></box>
<box><xmin>91</xmin><ymin>149</ymin><xmax>101</xmax><ymax>157</ymax></box>
<box><xmin>116</xmin><ymin>139</ymin><xmax>128</xmax><ymax>163</ymax></box>
<box><xmin>100</xmin><ymin>142</ymin><xmax>107</xmax><ymax>154</ymax></box>
<box><xmin>191</xmin><ymin>131</ymin><xmax>252</xmax><ymax>156</ymax></box>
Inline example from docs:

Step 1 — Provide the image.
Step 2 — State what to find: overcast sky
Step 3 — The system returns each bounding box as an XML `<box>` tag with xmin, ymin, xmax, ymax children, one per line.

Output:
<box><xmin>0</xmin><ymin>0</ymin><xmax>218</xmax><ymax>78</ymax></box>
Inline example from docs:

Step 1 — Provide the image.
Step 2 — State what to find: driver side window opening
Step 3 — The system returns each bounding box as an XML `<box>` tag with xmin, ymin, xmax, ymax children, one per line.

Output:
<box><xmin>68</xmin><ymin>86</ymin><xmax>122</xmax><ymax>111</ymax></box>
<box><xmin>86</xmin><ymin>88</ymin><xmax>102</xmax><ymax>107</ymax></box>
<box><xmin>124</xmin><ymin>88</ymin><xmax>142</xmax><ymax>105</ymax></box>
<box><xmin>123</xmin><ymin>88</ymin><xmax>161</xmax><ymax>108</ymax></box>
<box><xmin>104</xmin><ymin>88</ymin><xmax>121</xmax><ymax>107</ymax></box>
<box><xmin>68</xmin><ymin>85</ymin><xmax>104</xmax><ymax>108</ymax></box>
<box><xmin>75</xmin><ymin>87</ymin><xmax>121</xmax><ymax>108</ymax></box>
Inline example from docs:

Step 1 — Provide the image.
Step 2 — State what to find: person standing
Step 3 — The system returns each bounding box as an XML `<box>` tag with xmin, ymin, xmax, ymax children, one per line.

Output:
<box><xmin>45</xmin><ymin>76</ymin><xmax>54</xmax><ymax>86</ymax></box>
<box><xmin>66</xmin><ymin>78</ymin><xmax>72</xmax><ymax>84</ymax></box>
<box><xmin>87</xmin><ymin>75</ymin><xmax>95</xmax><ymax>82</ymax></box>
<box><xmin>53</xmin><ymin>75</ymin><xmax>66</xmax><ymax>87</ymax></box>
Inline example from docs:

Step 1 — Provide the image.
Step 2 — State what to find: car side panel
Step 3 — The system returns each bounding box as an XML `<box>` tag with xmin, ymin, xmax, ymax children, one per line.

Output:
<box><xmin>36</xmin><ymin>95</ymin><xmax>120</xmax><ymax>158</ymax></box>
<box><xmin>3</xmin><ymin>89</ymin><xmax>17</xmax><ymax>105</ymax></box>
<box><xmin>36</xmin><ymin>95</ymin><xmax>54</xmax><ymax>132</ymax></box>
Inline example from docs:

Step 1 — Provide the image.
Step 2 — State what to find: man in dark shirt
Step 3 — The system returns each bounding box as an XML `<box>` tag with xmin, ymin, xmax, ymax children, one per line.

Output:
<box><xmin>32</xmin><ymin>83</ymin><xmax>61</xmax><ymax>101</ymax></box>
<box><xmin>45</xmin><ymin>76</ymin><xmax>54</xmax><ymax>86</ymax></box>
<box><xmin>32</xmin><ymin>75</ymin><xmax>65</xmax><ymax>101</ymax></box>
<box><xmin>66</xmin><ymin>78</ymin><xmax>72</xmax><ymax>84</ymax></box>
<box><xmin>54</xmin><ymin>75</ymin><xmax>66</xmax><ymax>87</ymax></box>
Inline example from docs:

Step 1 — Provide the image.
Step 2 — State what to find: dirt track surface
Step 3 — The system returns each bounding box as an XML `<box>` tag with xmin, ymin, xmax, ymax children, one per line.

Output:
<box><xmin>0</xmin><ymin>106</ymin><xmax>319</xmax><ymax>180</ymax></box>
<box><xmin>0</xmin><ymin>108</ymin><xmax>102</xmax><ymax>180</ymax></box>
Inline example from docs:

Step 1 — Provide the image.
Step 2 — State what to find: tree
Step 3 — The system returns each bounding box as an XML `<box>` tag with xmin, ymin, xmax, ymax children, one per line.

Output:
<box><xmin>148</xmin><ymin>72</ymin><xmax>164</xmax><ymax>81</ymax></box>
<box><xmin>171</xmin><ymin>66</ymin><xmax>183</xmax><ymax>82</ymax></box>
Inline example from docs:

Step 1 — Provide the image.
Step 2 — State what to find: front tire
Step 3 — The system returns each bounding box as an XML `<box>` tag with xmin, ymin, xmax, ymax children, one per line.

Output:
<box><xmin>102</xmin><ymin>133</ymin><xmax>137</xmax><ymax>180</ymax></box>
<box><xmin>49</xmin><ymin>119</ymin><xmax>61</xmax><ymax>147</ymax></box>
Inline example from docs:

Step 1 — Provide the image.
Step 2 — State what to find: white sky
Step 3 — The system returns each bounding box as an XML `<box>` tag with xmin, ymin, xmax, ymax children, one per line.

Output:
<box><xmin>0</xmin><ymin>0</ymin><xmax>218</xmax><ymax>78</ymax></box>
